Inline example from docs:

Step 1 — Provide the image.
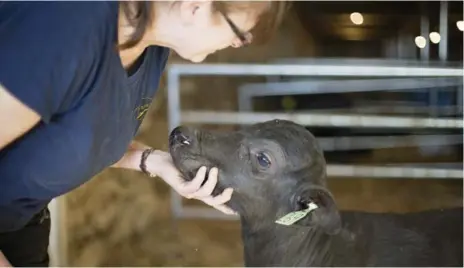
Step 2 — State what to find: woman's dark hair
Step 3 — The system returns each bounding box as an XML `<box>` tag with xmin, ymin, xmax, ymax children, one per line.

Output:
<box><xmin>118</xmin><ymin>1</ymin><xmax>154</xmax><ymax>50</ymax></box>
<box><xmin>118</xmin><ymin>1</ymin><xmax>291</xmax><ymax>50</ymax></box>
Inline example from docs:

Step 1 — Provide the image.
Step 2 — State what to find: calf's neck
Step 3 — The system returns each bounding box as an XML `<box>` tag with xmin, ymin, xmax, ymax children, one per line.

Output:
<box><xmin>168</xmin><ymin>119</ymin><xmax>463</xmax><ymax>267</ymax></box>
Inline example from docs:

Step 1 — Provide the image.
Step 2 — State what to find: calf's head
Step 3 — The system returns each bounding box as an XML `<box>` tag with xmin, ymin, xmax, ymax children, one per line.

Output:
<box><xmin>169</xmin><ymin>119</ymin><xmax>341</xmax><ymax>234</ymax></box>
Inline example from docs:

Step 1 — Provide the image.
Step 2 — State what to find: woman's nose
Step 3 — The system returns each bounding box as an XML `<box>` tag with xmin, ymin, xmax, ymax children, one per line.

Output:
<box><xmin>231</xmin><ymin>39</ymin><xmax>242</xmax><ymax>48</ymax></box>
<box><xmin>231</xmin><ymin>33</ymin><xmax>253</xmax><ymax>48</ymax></box>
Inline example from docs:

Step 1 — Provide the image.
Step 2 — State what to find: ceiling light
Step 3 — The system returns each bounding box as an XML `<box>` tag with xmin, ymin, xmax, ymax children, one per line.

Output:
<box><xmin>429</xmin><ymin>32</ymin><xmax>441</xmax><ymax>44</ymax></box>
<box><xmin>414</xmin><ymin>36</ymin><xmax>427</xmax><ymax>48</ymax></box>
<box><xmin>457</xmin><ymin>21</ymin><xmax>464</xmax><ymax>31</ymax></box>
<box><xmin>350</xmin><ymin>12</ymin><xmax>364</xmax><ymax>25</ymax></box>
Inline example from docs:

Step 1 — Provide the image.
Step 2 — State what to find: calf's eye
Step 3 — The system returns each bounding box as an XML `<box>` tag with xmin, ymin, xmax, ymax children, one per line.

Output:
<box><xmin>256</xmin><ymin>152</ymin><xmax>271</xmax><ymax>168</ymax></box>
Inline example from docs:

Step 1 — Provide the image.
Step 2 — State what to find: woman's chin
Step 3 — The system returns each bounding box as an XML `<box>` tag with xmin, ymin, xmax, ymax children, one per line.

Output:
<box><xmin>189</xmin><ymin>53</ymin><xmax>209</xmax><ymax>63</ymax></box>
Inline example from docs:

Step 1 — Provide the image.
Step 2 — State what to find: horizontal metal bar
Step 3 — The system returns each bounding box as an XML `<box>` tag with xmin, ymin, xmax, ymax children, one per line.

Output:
<box><xmin>170</xmin><ymin>63</ymin><xmax>462</xmax><ymax>77</ymax></box>
<box><xmin>383</xmin><ymin>162</ymin><xmax>463</xmax><ymax>169</ymax></box>
<box><xmin>343</xmin><ymin>106</ymin><xmax>461</xmax><ymax>116</ymax></box>
<box><xmin>271</xmin><ymin>58</ymin><xmax>464</xmax><ymax>68</ymax></box>
<box><xmin>181</xmin><ymin>111</ymin><xmax>463</xmax><ymax>128</ymax></box>
<box><xmin>239</xmin><ymin>77</ymin><xmax>463</xmax><ymax>97</ymax></box>
<box><xmin>327</xmin><ymin>165</ymin><xmax>462</xmax><ymax>178</ymax></box>
<box><xmin>318</xmin><ymin>134</ymin><xmax>463</xmax><ymax>151</ymax></box>
<box><xmin>301</xmin><ymin>106</ymin><xmax>461</xmax><ymax>116</ymax></box>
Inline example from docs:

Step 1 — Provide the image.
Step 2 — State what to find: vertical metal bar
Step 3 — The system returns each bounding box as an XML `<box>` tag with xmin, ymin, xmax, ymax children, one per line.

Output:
<box><xmin>439</xmin><ymin>1</ymin><xmax>449</xmax><ymax>61</ymax></box>
<box><xmin>420</xmin><ymin>13</ymin><xmax>430</xmax><ymax>60</ymax></box>
<box><xmin>438</xmin><ymin>1</ymin><xmax>449</xmax><ymax>118</ymax></box>
<box><xmin>386</xmin><ymin>37</ymin><xmax>397</xmax><ymax>58</ymax></box>
<box><xmin>238</xmin><ymin>88</ymin><xmax>254</xmax><ymax>130</ymax></box>
<box><xmin>458</xmin><ymin>86</ymin><xmax>463</xmax><ymax>115</ymax></box>
<box><xmin>48</xmin><ymin>199</ymin><xmax>59</xmax><ymax>267</ymax></box>
<box><xmin>167</xmin><ymin>68</ymin><xmax>181</xmax><ymax>132</ymax></box>
<box><xmin>238</xmin><ymin>87</ymin><xmax>253</xmax><ymax>112</ymax></box>
<box><xmin>396</xmin><ymin>32</ymin><xmax>403</xmax><ymax>58</ymax></box>
<box><xmin>420</xmin><ymin>3</ymin><xmax>432</xmax><ymax>116</ymax></box>
<box><xmin>429</xmin><ymin>89</ymin><xmax>439</xmax><ymax>117</ymax></box>
<box><xmin>48</xmin><ymin>197</ymin><xmax>67</xmax><ymax>267</ymax></box>
<box><xmin>167</xmin><ymin>67</ymin><xmax>184</xmax><ymax>218</ymax></box>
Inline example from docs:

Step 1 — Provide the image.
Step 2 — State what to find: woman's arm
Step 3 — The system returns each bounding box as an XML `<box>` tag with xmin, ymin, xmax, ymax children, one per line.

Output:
<box><xmin>110</xmin><ymin>140</ymin><xmax>148</xmax><ymax>170</ymax></box>
<box><xmin>0</xmin><ymin>250</ymin><xmax>12</xmax><ymax>267</ymax></box>
<box><xmin>0</xmin><ymin>84</ymin><xmax>41</xmax><ymax>151</ymax></box>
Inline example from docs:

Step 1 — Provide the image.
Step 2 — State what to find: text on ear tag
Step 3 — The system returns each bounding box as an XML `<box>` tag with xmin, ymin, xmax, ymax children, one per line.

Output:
<box><xmin>275</xmin><ymin>202</ymin><xmax>318</xmax><ymax>226</ymax></box>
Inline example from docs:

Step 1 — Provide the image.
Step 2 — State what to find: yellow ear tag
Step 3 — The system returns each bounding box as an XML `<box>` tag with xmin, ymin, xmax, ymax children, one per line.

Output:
<box><xmin>275</xmin><ymin>202</ymin><xmax>319</xmax><ymax>226</ymax></box>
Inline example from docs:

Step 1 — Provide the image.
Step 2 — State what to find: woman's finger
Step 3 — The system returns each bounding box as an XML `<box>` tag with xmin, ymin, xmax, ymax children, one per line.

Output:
<box><xmin>210</xmin><ymin>187</ymin><xmax>234</xmax><ymax>205</ymax></box>
<box><xmin>201</xmin><ymin>187</ymin><xmax>234</xmax><ymax>207</ymax></box>
<box><xmin>190</xmin><ymin>167</ymin><xmax>218</xmax><ymax>198</ymax></box>
<box><xmin>180</xmin><ymin>166</ymin><xmax>207</xmax><ymax>197</ymax></box>
<box><xmin>212</xmin><ymin>204</ymin><xmax>237</xmax><ymax>215</ymax></box>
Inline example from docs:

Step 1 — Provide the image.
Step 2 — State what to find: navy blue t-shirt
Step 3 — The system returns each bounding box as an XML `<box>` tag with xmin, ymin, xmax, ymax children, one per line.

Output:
<box><xmin>0</xmin><ymin>1</ymin><xmax>170</xmax><ymax>231</ymax></box>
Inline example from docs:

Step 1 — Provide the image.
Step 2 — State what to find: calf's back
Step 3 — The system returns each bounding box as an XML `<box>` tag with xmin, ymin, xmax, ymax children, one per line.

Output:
<box><xmin>337</xmin><ymin>207</ymin><xmax>463</xmax><ymax>267</ymax></box>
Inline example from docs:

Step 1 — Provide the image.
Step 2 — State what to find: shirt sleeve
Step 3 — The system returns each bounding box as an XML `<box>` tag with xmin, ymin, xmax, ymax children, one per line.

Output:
<box><xmin>0</xmin><ymin>2</ymin><xmax>112</xmax><ymax>123</ymax></box>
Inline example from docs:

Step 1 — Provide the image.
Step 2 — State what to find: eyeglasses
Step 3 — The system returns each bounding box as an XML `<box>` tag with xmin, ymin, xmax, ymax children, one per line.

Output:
<box><xmin>218</xmin><ymin>10</ymin><xmax>251</xmax><ymax>46</ymax></box>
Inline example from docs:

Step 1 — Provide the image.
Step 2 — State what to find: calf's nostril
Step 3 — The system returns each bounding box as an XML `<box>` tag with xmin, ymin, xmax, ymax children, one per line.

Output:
<box><xmin>178</xmin><ymin>133</ymin><xmax>191</xmax><ymax>145</ymax></box>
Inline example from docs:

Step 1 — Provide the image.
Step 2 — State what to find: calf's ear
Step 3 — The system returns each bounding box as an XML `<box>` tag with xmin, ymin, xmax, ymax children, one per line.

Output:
<box><xmin>289</xmin><ymin>186</ymin><xmax>341</xmax><ymax>235</ymax></box>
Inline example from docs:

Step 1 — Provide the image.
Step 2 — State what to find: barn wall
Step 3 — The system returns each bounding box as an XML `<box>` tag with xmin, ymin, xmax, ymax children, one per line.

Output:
<box><xmin>65</xmin><ymin>11</ymin><xmax>462</xmax><ymax>267</ymax></box>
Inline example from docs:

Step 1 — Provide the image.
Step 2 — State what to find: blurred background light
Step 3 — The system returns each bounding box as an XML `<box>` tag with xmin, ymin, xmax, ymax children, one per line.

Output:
<box><xmin>350</xmin><ymin>12</ymin><xmax>364</xmax><ymax>25</ymax></box>
<box><xmin>457</xmin><ymin>20</ymin><xmax>464</xmax><ymax>31</ymax></box>
<box><xmin>429</xmin><ymin>32</ymin><xmax>441</xmax><ymax>44</ymax></box>
<box><xmin>414</xmin><ymin>36</ymin><xmax>427</xmax><ymax>48</ymax></box>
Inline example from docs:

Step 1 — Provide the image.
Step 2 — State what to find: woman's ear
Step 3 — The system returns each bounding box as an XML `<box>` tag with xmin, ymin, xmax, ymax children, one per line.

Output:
<box><xmin>178</xmin><ymin>0</ymin><xmax>213</xmax><ymax>26</ymax></box>
<box><xmin>286</xmin><ymin>186</ymin><xmax>342</xmax><ymax>235</ymax></box>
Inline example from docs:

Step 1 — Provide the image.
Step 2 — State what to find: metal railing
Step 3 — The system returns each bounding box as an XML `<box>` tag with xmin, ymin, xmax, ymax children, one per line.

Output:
<box><xmin>166</xmin><ymin>61</ymin><xmax>463</xmax><ymax>220</ymax></box>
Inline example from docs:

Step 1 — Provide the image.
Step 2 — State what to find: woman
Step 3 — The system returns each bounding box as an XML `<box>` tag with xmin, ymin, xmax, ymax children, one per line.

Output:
<box><xmin>0</xmin><ymin>1</ymin><xmax>289</xmax><ymax>266</ymax></box>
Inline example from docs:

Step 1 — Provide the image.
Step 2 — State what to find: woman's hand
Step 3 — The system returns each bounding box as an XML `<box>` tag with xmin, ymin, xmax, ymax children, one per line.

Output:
<box><xmin>112</xmin><ymin>141</ymin><xmax>236</xmax><ymax>215</ymax></box>
<box><xmin>144</xmin><ymin>150</ymin><xmax>236</xmax><ymax>215</ymax></box>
